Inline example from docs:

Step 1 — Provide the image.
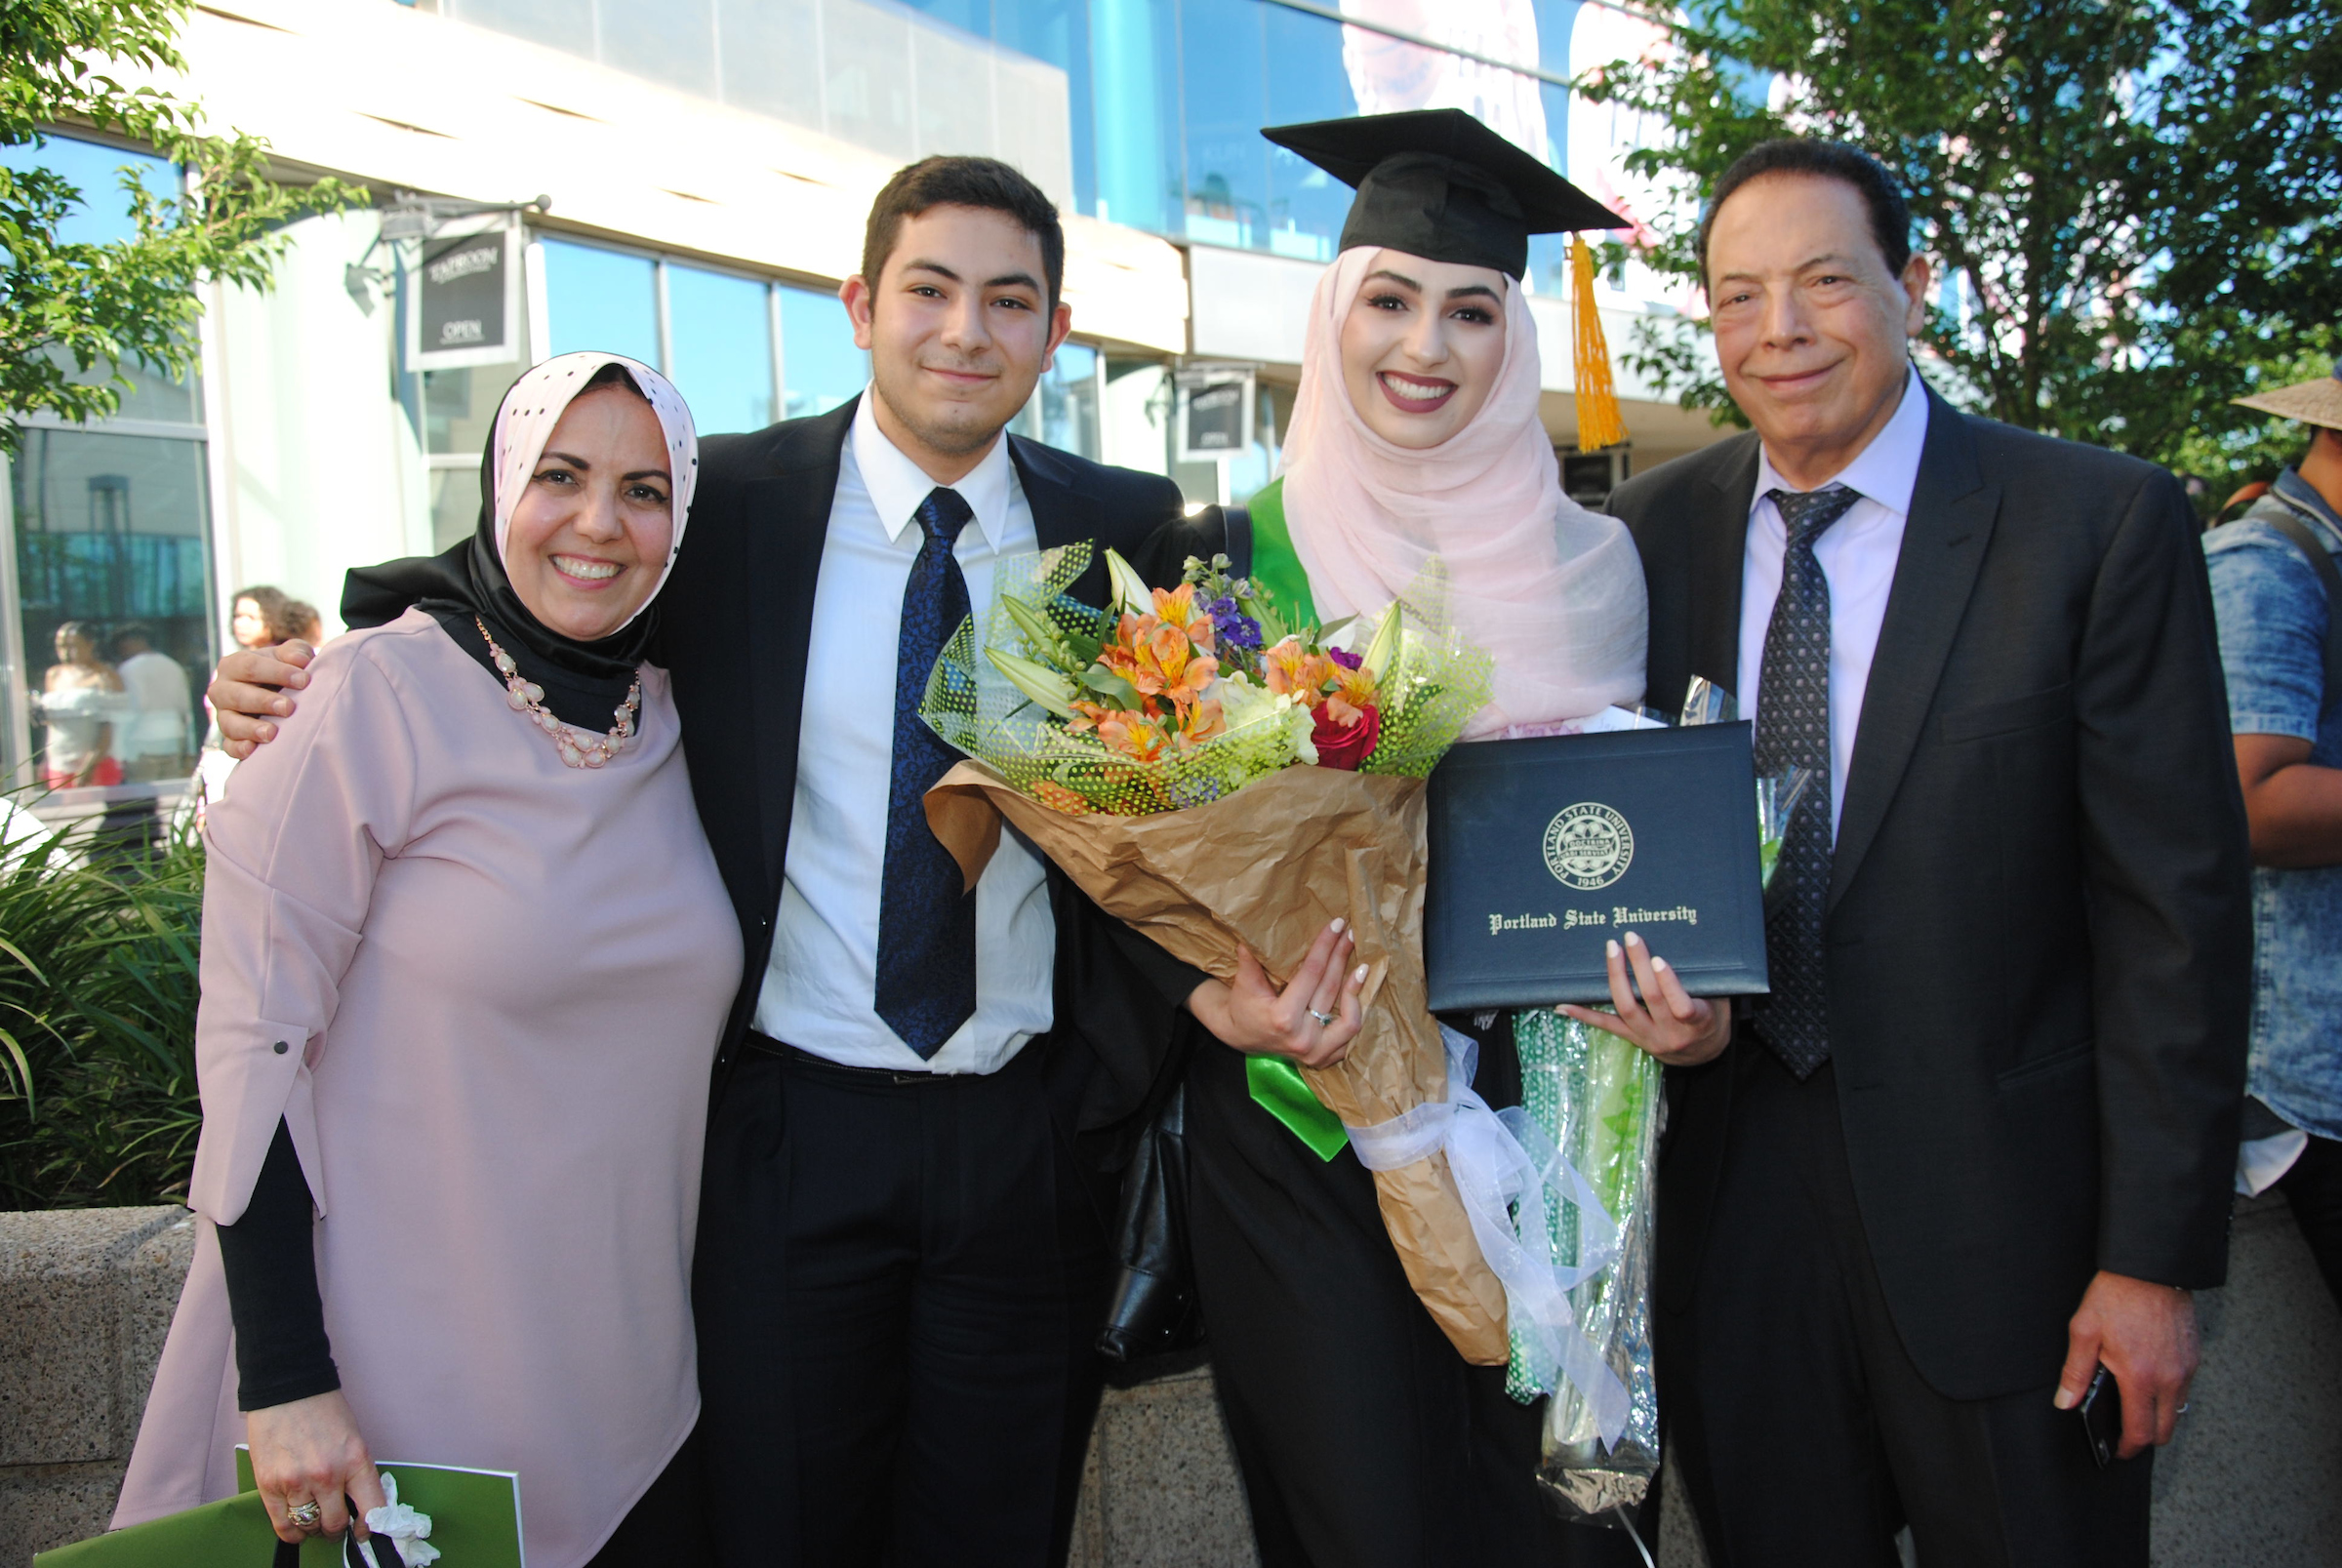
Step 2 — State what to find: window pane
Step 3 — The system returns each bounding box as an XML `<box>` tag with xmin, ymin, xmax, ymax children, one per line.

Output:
<box><xmin>823</xmin><ymin>0</ymin><xmax>917</xmax><ymax>161</ymax></box>
<box><xmin>12</xmin><ymin>429</ymin><xmax>213</xmax><ymax>786</ymax></box>
<box><xmin>542</xmin><ymin>238</ymin><xmax>660</xmax><ymax>367</ymax></box>
<box><xmin>718</xmin><ymin>0</ymin><xmax>825</xmax><ymax>129</ymax></box>
<box><xmin>422</xmin><ymin>367</ymin><xmax>508</xmax><ymax>460</ymax></box>
<box><xmin>1087</xmin><ymin>0</ymin><xmax>1179</xmax><ymax>231</ymax></box>
<box><xmin>0</xmin><ymin>134</ymin><xmax>177</xmax><ymax>248</ymax></box>
<box><xmin>667</xmin><ymin>265</ymin><xmax>776</xmax><ymax>434</ymax></box>
<box><xmin>430</xmin><ymin>466</ymin><xmax>483</xmax><ymax>555</ymax></box>
<box><xmin>1013</xmin><ymin>342</ymin><xmax>1100</xmax><ymax>461</ymax></box>
<box><xmin>598</xmin><ymin>0</ymin><xmax>716</xmax><ymax>96</ymax></box>
<box><xmin>1262</xmin><ymin>7</ymin><xmax>1355</xmax><ymax>262</ymax></box>
<box><xmin>779</xmin><ymin>286</ymin><xmax>868</xmax><ymax>421</ymax></box>
<box><xmin>444</xmin><ymin>0</ymin><xmax>578</xmax><ymax>42</ymax></box>
<box><xmin>1179</xmin><ymin>0</ymin><xmax>1267</xmax><ymax>251</ymax></box>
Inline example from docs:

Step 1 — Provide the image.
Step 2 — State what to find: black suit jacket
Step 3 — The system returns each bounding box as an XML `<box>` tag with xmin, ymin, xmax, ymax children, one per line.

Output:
<box><xmin>1609</xmin><ymin>386</ymin><xmax>2252</xmax><ymax>1400</ymax></box>
<box><xmin>611</xmin><ymin>399</ymin><xmax>1206</xmax><ymax>1158</ymax></box>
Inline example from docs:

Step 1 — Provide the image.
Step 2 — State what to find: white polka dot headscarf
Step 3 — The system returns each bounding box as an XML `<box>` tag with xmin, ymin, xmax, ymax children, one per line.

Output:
<box><xmin>488</xmin><ymin>351</ymin><xmax>700</xmax><ymax>633</ymax></box>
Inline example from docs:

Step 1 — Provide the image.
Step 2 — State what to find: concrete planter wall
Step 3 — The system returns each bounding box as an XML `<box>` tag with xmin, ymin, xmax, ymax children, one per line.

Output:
<box><xmin>5</xmin><ymin>1198</ymin><xmax>2337</xmax><ymax>1566</ymax></box>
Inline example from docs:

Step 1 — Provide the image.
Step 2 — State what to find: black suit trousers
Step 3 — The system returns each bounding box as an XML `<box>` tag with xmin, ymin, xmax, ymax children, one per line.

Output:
<box><xmin>1661</xmin><ymin>1046</ymin><xmax>2152</xmax><ymax>1568</ymax></box>
<box><xmin>693</xmin><ymin>1040</ymin><xmax>1113</xmax><ymax>1567</ymax></box>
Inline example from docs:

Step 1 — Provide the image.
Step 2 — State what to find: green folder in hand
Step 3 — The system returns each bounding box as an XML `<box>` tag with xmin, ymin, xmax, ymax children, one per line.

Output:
<box><xmin>234</xmin><ymin>1448</ymin><xmax>525</xmax><ymax>1568</ymax></box>
<box><xmin>34</xmin><ymin>1454</ymin><xmax>522</xmax><ymax>1568</ymax></box>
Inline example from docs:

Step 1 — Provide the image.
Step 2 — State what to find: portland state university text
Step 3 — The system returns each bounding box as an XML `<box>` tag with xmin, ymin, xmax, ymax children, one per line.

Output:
<box><xmin>1488</xmin><ymin>904</ymin><xmax>1701</xmax><ymax>936</ymax></box>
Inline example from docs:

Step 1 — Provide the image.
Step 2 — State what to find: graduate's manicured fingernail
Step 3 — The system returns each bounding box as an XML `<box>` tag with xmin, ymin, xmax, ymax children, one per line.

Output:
<box><xmin>1626</xmin><ymin>931</ymin><xmax>1642</xmax><ymax>948</ymax></box>
<box><xmin>1353</xmin><ymin>964</ymin><xmax>1369</xmax><ymax>985</ymax></box>
<box><xmin>1653</xmin><ymin>957</ymin><xmax>1671</xmax><ymax>973</ymax></box>
<box><xmin>1606</xmin><ymin>940</ymin><xmax>1621</xmax><ymax>959</ymax></box>
<box><xmin>1330</xmin><ymin>918</ymin><xmax>1346</xmax><ymax>936</ymax></box>
<box><xmin>2053</xmin><ymin>1387</ymin><xmax>2079</xmax><ymax>1410</ymax></box>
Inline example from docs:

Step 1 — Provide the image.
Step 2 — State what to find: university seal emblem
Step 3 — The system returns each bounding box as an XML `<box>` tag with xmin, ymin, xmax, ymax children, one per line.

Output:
<box><xmin>1543</xmin><ymin>803</ymin><xmax>1635</xmax><ymax>891</ymax></box>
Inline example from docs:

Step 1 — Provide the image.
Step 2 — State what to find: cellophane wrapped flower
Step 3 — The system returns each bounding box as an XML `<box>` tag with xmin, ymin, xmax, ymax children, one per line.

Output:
<box><xmin>918</xmin><ymin>544</ymin><xmax>1528</xmax><ymax>1367</ymax></box>
<box><xmin>920</xmin><ymin>543</ymin><xmax>1492</xmax><ymax>815</ymax></box>
<box><xmin>1518</xmin><ymin>677</ymin><xmax>1812</xmax><ymax>1524</ymax></box>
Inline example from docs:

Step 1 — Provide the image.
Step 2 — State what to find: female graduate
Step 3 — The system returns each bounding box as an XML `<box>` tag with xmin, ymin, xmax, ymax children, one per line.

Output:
<box><xmin>1177</xmin><ymin>110</ymin><xmax>1721</xmax><ymax>1568</ymax></box>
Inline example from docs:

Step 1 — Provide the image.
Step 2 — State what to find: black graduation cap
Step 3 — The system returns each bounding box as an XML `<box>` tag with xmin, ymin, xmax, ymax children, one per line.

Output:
<box><xmin>1263</xmin><ymin>108</ymin><xmax>1624</xmax><ymax>279</ymax></box>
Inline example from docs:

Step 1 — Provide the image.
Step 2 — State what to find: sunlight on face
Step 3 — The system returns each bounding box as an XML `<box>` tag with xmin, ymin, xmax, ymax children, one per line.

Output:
<box><xmin>1705</xmin><ymin>172</ymin><xmax>1929</xmax><ymax>487</ymax></box>
<box><xmin>502</xmin><ymin>386</ymin><xmax>675</xmax><ymax>642</ymax></box>
<box><xmin>1337</xmin><ymin>250</ymin><xmax>1512</xmax><ymax>450</ymax></box>
<box><xmin>844</xmin><ymin>204</ymin><xmax>1072</xmax><ymax>473</ymax></box>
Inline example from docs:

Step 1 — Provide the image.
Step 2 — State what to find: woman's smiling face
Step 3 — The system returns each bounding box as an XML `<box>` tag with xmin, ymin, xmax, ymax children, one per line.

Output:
<box><xmin>502</xmin><ymin>384</ymin><xmax>675</xmax><ymax>642</ymax></box>
<box><xmin>1337</xmin><ymin>250</ymin><xmax>1512</xmax><ymax>450</ymax></box>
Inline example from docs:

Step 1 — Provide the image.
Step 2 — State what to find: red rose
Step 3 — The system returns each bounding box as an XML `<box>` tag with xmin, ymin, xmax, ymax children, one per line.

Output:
<box><xmin>1311</xmin><ymin>703</ymin><xmax>1381</xmax><ymax>771</ymax></box>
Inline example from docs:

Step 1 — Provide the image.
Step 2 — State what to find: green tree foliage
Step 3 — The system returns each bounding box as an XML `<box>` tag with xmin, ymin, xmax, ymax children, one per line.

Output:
<box><xmin>0</xmin><ymin>0</ymin><xmax>359</xmax><ymax>453</ymax></box>
<box><xmin>1582</xmin><ymin>0</ymin><xmax>2342</xmax><ymax>504</ymax></box>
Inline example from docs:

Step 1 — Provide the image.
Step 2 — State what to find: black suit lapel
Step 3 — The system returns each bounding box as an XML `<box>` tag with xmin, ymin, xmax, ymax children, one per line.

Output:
<box><xmin>1687</xmin><ymin>439</ymin><xmax>1760</xmax><ymax>706</ymax></box>
<box><xmin>1828</xmin><ymin>392</ymin><xmax>2000</xmax><ymax>910</ymax></box>
<box><xmin>1009</xmin><ymin>434</ymin><xmax>1110</xmax><ymax>602</ymax></box>
<box><xmin>747</xmin><ymin>396</ymin><xmax>858</xmax><ymax>896</ymax></box>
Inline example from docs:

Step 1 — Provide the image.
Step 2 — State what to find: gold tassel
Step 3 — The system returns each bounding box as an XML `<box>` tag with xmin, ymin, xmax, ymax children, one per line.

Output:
<box><xmin>1570</xmin><ymin>235</ymin><xmax>1628</xmax><ymax>451</ymax></box>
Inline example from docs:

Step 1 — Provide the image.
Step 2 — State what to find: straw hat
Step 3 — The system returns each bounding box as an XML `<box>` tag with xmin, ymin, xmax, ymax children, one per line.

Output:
<box><xmin>2234</xmin><ymin>357</ymin><xmax>2342</xmax><ymax>431</ymax></box>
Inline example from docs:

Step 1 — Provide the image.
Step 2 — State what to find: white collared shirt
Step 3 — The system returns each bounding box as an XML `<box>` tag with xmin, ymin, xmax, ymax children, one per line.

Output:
<box><xmin>1737</xmin><ymin>365</ymin><xmax>1931</xmax><ymax>835</ymax></box>
<box><xmin>752</xmin><ymin>391</ymin><xmax>1055</xmax><ymax>1072</ymax></box>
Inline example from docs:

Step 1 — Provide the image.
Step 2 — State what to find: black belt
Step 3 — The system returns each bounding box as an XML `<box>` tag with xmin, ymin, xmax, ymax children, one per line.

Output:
<box><xmin>744</xmin><ymin>1029</ymin><xmax>965</xmax><ymax>1087</ymax></box>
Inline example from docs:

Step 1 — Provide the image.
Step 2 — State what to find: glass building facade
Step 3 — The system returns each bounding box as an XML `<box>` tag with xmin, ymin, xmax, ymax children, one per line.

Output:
<box><xmin>0</xmin><ymin>135</ymin><xmax>215</xmax><ymax>789</ymax></box>
<box><xmin>425</xmin><ymin>0</ymin><xmax>1592</xmax><ymax>295</ymax></box>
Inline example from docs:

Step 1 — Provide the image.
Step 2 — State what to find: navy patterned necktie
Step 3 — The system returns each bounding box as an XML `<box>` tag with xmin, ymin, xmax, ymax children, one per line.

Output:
<box><xmin>873</xmin><ymin>486</ymin><xmax>979</xmax><ymax>1060</ymax></box>
<box><xmin>1752</xmin><ymin>485</ymin><xmax>1862</xmax><ymax>1079</ymax></box>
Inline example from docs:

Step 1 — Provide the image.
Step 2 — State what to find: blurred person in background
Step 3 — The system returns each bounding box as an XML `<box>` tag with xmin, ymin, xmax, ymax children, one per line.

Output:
<box><xmin>2205</xmin><ymin>358</ymin><xmax>2342</xmax><ymax>1309</ymax></box>
<box><xmin>37</xmin><ymin>622</ymin><xmax>129</xmax><ymax>788</ymax></box>
<box><xmin>230</xmin><ymin>585</ymin><xmax>306</xmax><ymax>651</ymax></box>
<box><xmin>114</xmin><ymin>623</ymin><xmax>194</xmax><ymax>782</ymax></box>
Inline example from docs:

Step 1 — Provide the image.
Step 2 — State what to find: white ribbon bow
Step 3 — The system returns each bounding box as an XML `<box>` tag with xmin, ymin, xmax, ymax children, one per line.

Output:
<box><xmin>1345</xmin><ymin>1025</ymin><xmax>1634</xmax><ymax>1446</ymax></box>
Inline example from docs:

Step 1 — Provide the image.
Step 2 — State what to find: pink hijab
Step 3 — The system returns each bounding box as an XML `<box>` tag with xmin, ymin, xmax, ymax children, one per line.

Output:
<box><xmin>1278</xmin><ymin>246</ymin><xmax>1646</xmax><ymax>738</ymax></box>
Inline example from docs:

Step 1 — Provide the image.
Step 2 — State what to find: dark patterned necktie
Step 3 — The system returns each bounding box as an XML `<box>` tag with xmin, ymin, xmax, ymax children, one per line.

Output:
<box><xmin>1752</xmin><ymin>485</ymin><xmax>1861</xmax><ymax>1079</ymax></box>
<box><xmin>873</xmin><ymin>486</ymin><xmax>978</xmax><ymax>1059</ymax></box>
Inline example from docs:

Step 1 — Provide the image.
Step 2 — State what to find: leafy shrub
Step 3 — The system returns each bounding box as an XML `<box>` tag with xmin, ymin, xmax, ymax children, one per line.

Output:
<box><xmin>0</xmin><ymin>803</ymin><xmax>202</xmax><ymax>1209</ymax></box>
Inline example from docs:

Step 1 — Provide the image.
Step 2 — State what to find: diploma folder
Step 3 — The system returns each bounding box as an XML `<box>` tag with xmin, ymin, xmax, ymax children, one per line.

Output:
<box><xmin>1423</xmin><ymin>724</ymin><xmax>1769</xmax><ymax>1009</ymax></box>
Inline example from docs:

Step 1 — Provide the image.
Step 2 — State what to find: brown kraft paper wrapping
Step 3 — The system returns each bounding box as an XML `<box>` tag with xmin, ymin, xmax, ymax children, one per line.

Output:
<box><xmin>926</xmin><ymin>758</ymin><xmax>1511</xmax><ymax>1364</ymax></box>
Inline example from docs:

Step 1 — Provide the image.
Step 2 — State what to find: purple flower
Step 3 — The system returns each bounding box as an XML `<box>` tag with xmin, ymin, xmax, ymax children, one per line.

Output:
<box><xmin>1328</xmin><ymin>646</ymin><xmax>1363</xmax><ymax>670</ymax></box>
<box><xmin>1207</xmin><ymin>596</ymin><xmax>1263</xmax><ymax>651</ymax></box>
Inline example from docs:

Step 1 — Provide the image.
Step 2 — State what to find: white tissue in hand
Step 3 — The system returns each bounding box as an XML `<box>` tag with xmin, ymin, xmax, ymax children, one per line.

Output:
<box><xmin>363</xmin><ymin>1472</ymin><xmax>440</xmax><ymax>1567</ymax></box>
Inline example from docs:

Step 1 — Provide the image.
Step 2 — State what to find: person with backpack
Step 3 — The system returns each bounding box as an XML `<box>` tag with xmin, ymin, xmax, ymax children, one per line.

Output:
<box><xmin>2205</xmin><ymin>357</ymin><xmax>2342</xmax><ymax>1309</ymax></box>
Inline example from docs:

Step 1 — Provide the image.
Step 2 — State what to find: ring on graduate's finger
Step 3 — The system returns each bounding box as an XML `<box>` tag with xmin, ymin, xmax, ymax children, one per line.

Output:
<box><xmin>2177</xmin><ymin>1402</ymin><xmax>2191</xmax><ymax>1416</ymax></box>
<box><xmin>286</xmin><ymin>1501</ymin><xmax>323</xmax><ymax>1531</ymax></box>
<box><xmin>1309</xmin><ymin>1008</ymin><xmax>1338</xmax><ymax>1026</ymax></box>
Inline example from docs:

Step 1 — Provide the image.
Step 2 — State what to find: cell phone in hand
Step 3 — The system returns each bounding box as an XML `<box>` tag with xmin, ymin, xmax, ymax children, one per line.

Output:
<box><xmin>2078</xmin><ymin>1364</ymin><xmax>2122</xmax><ymax>1467</ymax></box>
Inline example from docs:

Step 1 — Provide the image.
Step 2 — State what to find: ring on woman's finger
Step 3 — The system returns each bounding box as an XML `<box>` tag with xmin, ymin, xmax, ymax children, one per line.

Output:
<box><xmin>285</xmin><ymin>1501</ymin><xmax>323</xmax><ymax>1531</ymax></box>
<box><xmin>1309</xmin><ymin>1008</ymin><xmax>1337</xmax><ymax>1026</ymax></box>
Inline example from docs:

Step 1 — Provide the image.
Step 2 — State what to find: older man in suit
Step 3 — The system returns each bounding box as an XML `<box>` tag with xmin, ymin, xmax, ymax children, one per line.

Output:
<box><xmin>1581</xmin><ymin>140</ymin><xmax>2251</xmax><ymax>1563</ymax></box>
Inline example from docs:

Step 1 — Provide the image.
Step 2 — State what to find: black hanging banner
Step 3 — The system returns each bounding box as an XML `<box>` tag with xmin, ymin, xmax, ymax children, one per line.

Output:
<box><xmin>406</xmin><ymin>217</ymin><xmax>522</xmax><ymax>372</ymax></box>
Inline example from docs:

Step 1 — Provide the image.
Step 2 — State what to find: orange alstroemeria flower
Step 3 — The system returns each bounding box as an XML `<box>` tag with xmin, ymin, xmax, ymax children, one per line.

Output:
<box><xmin>1071</xmin><ymin>699</ymin><xmax>1172</xmax><ymax>763</ymax></box>
<box><xmin>1324</xmin><ymin>663</ymin><xmax>1379</xmax><ymax>727</ymax></box>
<box><xmin>1151</xmin><ymin>583</ymin><xmax>1217</xmax><ymax>653</ymax></box>
<box><xmin>1262</xmin><ymin>636</ymin><xmax>1333</xmax><ymax>707</ymax></box>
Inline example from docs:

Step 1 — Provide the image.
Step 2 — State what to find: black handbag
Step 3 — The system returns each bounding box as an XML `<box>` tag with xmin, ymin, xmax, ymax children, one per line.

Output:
<box><xmin>1095</xmin><ymin>1083</ymin><xmax>1204</xmax><ymax>1361</ymax></box>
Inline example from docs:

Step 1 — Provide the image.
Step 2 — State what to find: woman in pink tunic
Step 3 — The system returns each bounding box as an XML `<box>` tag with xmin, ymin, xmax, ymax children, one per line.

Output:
<box><xmin>115</xmin><ymin>353</ymin><xmax>743</xmax><ymax>1568</ymax></box>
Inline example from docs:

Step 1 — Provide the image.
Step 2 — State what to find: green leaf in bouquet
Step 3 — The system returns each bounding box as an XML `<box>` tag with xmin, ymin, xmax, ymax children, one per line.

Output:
<box><xmin>1079</xmin><ymin>667</ymin><xmax>1143</xmax><ymax>707</ymax></box>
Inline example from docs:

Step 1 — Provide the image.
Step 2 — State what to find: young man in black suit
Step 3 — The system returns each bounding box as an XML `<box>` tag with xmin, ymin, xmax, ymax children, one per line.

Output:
<box><xmin>1576</xmin><ymin>141</ymin><xmax>2252</xmax><ymax>1562</ymax></box>
<box><xmin>209</xmin><ymin>157</ymin><xmax>1363</xmax><ymax>1566</ymax></box>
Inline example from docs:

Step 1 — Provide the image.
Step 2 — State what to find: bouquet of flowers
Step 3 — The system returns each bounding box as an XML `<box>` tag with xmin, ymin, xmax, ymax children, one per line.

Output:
<box><xmin>919</xmin><ymin>542</ymin><xmax>1532</xmax><ymax>1362</ymax></box>
<box><xmin>1516</xmin><ymin>678</ymin><xmax>1811</xmax><ymax>1523</ymax></box>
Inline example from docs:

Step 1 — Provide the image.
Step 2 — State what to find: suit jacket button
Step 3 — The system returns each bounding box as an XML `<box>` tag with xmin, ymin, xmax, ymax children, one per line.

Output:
<box><xmin>273</xmin><ymin>1041</ymin><xmax>290</xmax><ymax>1055</ymax></box>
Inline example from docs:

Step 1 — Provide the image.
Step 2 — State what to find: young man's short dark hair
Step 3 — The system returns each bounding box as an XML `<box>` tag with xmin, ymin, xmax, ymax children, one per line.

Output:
<box><xmin>1696</xmin><ymin>139</ymin><xmax>1913</xmax><ymax>285</ymax></box>
<box><xmin>861</xmin><ymin>156</ymin><xmax>1066</xmax><ymax>311</ymax></box>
